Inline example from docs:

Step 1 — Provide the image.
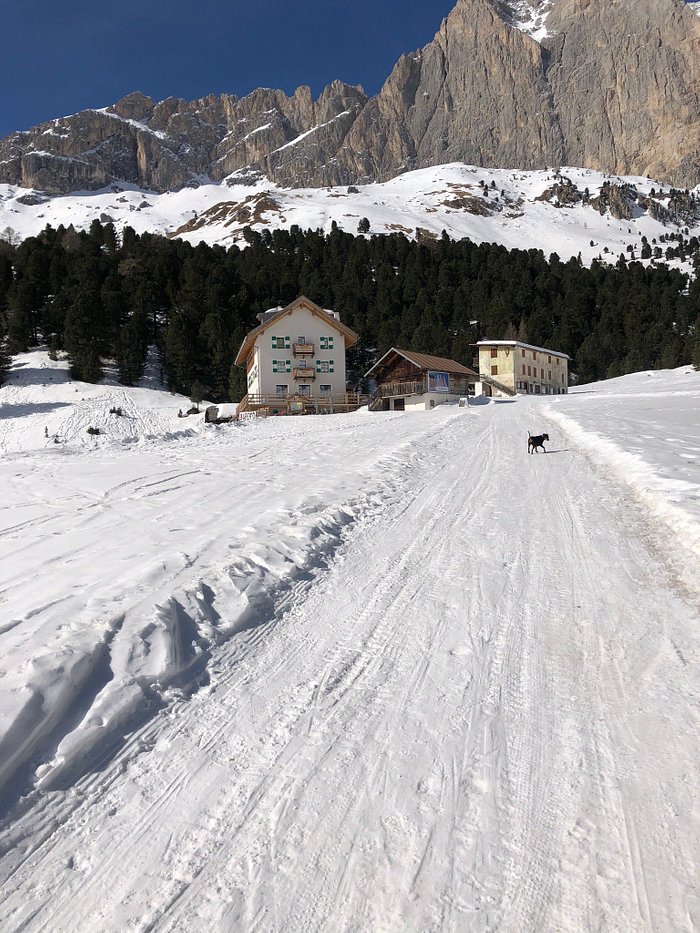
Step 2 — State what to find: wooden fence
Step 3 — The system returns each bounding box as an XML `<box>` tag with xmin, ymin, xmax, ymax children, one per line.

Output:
<box><xmin>237</xmin><ymin>393</ymin><xmax>369</xmax><ymax>415</ymax></box>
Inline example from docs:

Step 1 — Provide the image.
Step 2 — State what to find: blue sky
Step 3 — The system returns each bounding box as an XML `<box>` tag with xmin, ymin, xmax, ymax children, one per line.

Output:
<box><xmin>2</xmin><ymin>0</ymin><xmax>456</xmax><ymax>137</ymax></box>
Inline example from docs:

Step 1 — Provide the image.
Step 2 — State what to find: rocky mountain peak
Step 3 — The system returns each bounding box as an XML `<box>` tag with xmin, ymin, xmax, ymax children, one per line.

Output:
<box><xmin>0</xmin><ymin>0</ymin><xmax>697</xmax><ymax>195</ymax></box>
<box><xmin>108</xmin><ymin>92</ymin><xmax>155</xmax><ymax>122</ymax></box>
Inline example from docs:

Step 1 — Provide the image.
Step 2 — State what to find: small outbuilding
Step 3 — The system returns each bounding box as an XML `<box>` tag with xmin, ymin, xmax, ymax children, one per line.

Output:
<box><xmin>366</xmin><ymin>348</ymin><xmax>479</xmax><ymax>411</ymax></box>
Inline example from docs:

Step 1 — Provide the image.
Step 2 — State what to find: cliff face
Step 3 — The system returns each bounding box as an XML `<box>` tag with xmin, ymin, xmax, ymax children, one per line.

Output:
<box><xmin>337</xmin><ymin>0</ymin><xmax>700</xmax><ymax>186</ymax></box>
<box><xmin>542</xmin><ymin>0</ymin><xmax>700</xmax><ymax>184</ymax></box>
<box><xmin>0</xmin><ymin>84</ymin><xmax>368</xmax><ymax>194</ymax></box>
<box><xmin>1</xmin><ymin>0</ymin><xmax>698</xmax><ymax>194</ymax></box>
<box><xmin>336</xmin><ymin>0</ymin><xmax>566</xmax><ymax>183</ymax></box>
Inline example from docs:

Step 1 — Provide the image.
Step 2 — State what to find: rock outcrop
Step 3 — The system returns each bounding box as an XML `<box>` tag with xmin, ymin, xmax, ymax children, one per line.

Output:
<box><xmin>0</xmin><ymin>0</ymin><xmax>698</xmax><ymax>193</ymax></box>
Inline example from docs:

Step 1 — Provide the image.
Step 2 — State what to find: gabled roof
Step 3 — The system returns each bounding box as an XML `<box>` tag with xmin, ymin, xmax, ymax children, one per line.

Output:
<box><xmin>365</xmin><ymin>347</ymin><xmax>478</xmax><ymax>378</ymax></box>
<box><xmin>235</xmin><ymin>295</ymin><xmax>359</xmax><ymax>366</ymax></box>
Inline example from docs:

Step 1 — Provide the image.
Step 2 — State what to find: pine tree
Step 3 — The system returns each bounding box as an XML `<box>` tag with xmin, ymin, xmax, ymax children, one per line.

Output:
<box><xmin>190</xmin><ymin>380</ymin><xmax>204</xmax><ymax>411</ymax></box>
<box><xmin>64</xmin><ymin>290</ymin><xmax>103</xmax><ymax>382</ymax></box>
<box><xmin>693</xmin><ymin>317</ymin><xmax>700</xmax><ymax>371</ymax></box>
<box><xmin>6</xmin><ymin>281</ymin><xmax>36</xmax><ymax>352</ymax></box>
<box><xmin>0</xmin><ymin>315</ymin><xmax>12</xmax><ymax>386</ymax></box>
<box><xmin>117</xmin><ymin>310</ymin><xmax>149</xmax><ymax>385</ymax></box>
<box><xmin>228</xmin><ymin>361</ymin><xmax>247</xmax><ymax>402</ymax></box>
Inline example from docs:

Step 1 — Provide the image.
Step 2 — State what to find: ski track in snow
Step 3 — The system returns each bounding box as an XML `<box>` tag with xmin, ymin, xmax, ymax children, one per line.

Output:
<box><xmin>0</xmin><ymin>367</ymin><xmax>698</xmax><ymax>931</ymax></box>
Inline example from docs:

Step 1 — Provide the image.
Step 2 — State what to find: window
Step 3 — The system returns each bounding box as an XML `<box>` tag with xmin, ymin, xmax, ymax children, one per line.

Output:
<box><xmin>275</xmin><ymin>385</ymin><xmax>288</xmax><ymax>397</ymax></box>
<box><xmin>547</xmin><ymin>355</ymin><xmax>551</xmax><ymax>363</ymax></box>
<box><xmin>297</xmin><ymin>384</ymin><xmax>311</xmax><ymax>396</ymax></box>
<box><xmin>532</xmin><ymin>350</ymin><xmax>537</xmax><ymax>360</ymax></box>
<box><xmin>317</xmin><ymin>360</ymin><xmax>330</xmax><ymax>373</ymax></box>
<box><xmin>491</xmin><ymin>365</ymin><xmax>498</xmax><ymax>376</ymax></box>
<box><xmin>272</xmin><ymin>359</ymin><xmax>291</xmax><ymax>374</ymax></box>
<box><xmin>527</xmin><ymin>365</ymin><xmax>531</xmax><ymax>376</ymax></box>
<box><xmin>320</xmin><ymin>384</ymin><xmax>332</xmax><ymax>396</ymax></box>
<box><xmin>548</xmin><ymin>370</ymin><xmax>552</xmax><ymax>381</ymax></box>
<box><xmin>490</xmin><ymin>348</ymin><xmax>498</xmax><ymax>358</ymax></box>
<box><xmin>272</xmin><ymin>336</ymin><xmax>289</xmax><ymax>349</ymax></box>
<box><xmin>297</xmin><ymin>336</ymin><xmax>306</xmax><ymax>344</ymax></box>
<box><xmin>522</xmin><ymin>365</ymin><xmax>526</xmax><ymax>375</ymax></box>
<box><xmin>319</xmin><ymin>336</ymin><xmax>334</xmax><ymax>350</ymax></box>
<box><xmin>541</xmin><ymin>369</ymin><xmax>544</xmax><ymax>379</ymax></box>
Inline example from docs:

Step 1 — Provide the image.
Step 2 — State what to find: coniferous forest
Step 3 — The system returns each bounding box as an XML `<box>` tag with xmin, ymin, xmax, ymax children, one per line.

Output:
<box><xmin>0</xmin><ymin>220</ymin><xmax>698</xmax><ymax>399</ymax></box>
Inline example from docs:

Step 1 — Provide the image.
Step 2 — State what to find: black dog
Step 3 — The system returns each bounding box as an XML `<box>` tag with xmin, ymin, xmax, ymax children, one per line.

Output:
<box><xmin>528</xmin><ymin>432</ymin><xmax>549</xmax><ymax>454</ymax></box>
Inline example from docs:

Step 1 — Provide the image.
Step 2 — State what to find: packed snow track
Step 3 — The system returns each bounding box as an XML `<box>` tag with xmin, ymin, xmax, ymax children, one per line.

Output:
<box><xmin>0</xmin><ymin>378</ymin><xmax>698</xmax><ymax>932</ymax></box>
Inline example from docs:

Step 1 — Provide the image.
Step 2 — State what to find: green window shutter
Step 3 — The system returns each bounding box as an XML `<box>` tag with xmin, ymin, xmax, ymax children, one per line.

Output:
<box><xmin>329</xmin><ymin>359</ymin><xmax>335</xmax><ymax>373</ymax></box>
<box><xmin>284</xmin><ymin>336</ymin><xmax>290</xmax><ymax>349</ymax></box>
<box><xmin>329</xmin><ymin>337</ymin><xmax>334</xmax><ymax>349</ymax></box>
<box><xmin>286</xmin><ymin>360</ymin><xmax>291</xmax><ymax>373</ymax></box>
<box><xmin>315</xmin><ymin>359</ymin><xmax>321</xmax><ymax>371</ymax></box>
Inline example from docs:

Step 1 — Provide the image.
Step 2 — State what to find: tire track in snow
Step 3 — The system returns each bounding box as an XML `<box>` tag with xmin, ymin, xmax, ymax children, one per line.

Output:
<box><xmin>0</xmin><ymin>411</ymin><xmax>468</xmax><ymax>929</ymax></box>
<box><xmin>0</xmin><ymin>401</ymin><xmax>697</xmax><ymax>932</ymax></box>
<box><xmin>150</xmin><ymin>414</ymin><xmax>501</xmax><ymax>933</ymax></box>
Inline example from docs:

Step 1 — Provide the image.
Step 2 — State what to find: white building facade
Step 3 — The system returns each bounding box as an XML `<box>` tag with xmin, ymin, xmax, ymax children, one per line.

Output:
<box><xmin>235</xmin><ymin>296</ymin><xmax>361</xmax><ymax>413</ymax></box>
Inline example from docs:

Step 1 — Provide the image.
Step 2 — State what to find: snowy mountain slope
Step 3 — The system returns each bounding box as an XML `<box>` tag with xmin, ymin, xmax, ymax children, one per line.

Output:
<box><xmin>1</xmin><ymin>163</ymin><xmax>698</xmax><ymax>271</ymax></box>
<box><xmin>0</xmin><ymin>353</ymin><xmax>698</xmax><ymax>931</ymax></box>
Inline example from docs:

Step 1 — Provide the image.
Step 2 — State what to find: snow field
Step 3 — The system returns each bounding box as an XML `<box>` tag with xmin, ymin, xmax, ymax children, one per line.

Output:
<box><xmin>0</xmin><ymin>356</ymin><xmax>698</xmax><ymax>931</ymax></box>
<box><xmin>1</xmin><ymin>162</ymin><xmax>697</xmax><ymax>274</ymax></box>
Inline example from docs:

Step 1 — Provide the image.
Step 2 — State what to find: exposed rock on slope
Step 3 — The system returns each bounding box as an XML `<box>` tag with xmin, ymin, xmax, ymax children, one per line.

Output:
<box><xmin>0</xmin><ymin>84</ymin><xmax>368</xmax><ymax>195</ymax></box>
<box><xmin>0</xmin><ymin>0</ymin><xmax>698</xmax><ymax>193</ymax></box>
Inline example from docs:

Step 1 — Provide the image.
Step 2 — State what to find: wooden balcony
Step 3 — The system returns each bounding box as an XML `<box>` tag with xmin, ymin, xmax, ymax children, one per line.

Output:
<box><xmin>293</xmin><ymin>342</ymin><xmax>315</xmax><ymax>357</ymax></box>
<box><xmin>293</xmin><ymin>367</ymin><xmax>316</xmax><ymax>380</ymax></box>
<box><xmin>376</xmin><ymin>380</ymin><xmax>425</xmax><ymax>398</ymax></box>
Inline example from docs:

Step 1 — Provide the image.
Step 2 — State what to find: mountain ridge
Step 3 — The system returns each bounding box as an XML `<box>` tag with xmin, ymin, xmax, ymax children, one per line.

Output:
<box><xmin>0</xmin><ymin>0</ymin><xmax>699</xmax><ymax>194</ymax></box>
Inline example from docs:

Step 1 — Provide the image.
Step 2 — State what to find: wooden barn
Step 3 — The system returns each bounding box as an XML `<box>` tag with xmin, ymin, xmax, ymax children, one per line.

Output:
<box><xmin>366</xmin><ymin>348</ymin><xmax>479</xmax><ymax>411</ymax></box>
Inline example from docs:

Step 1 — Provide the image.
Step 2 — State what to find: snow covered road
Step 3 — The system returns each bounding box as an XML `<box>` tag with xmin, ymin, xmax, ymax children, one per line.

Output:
<box><xmin>0</xmin><ymin>369</ymin><xmax>698</xmax><ymax>932</ymax></box>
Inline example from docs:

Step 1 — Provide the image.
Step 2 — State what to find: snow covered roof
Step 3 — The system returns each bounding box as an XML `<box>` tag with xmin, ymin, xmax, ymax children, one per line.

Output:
<box><xmin>476</xmin><ymin>339</ymin><xmax>570</xmax><ymax>360</ymax></box>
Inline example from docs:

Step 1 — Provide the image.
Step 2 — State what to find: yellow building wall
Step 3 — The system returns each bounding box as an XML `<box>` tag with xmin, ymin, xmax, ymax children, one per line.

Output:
<box><xmin>479</xmin><ymin>344</ymin><xmax>569</xmax><ymax>395</ymax></box>
<box><xmin>479</xmin><ymin>347</ymin><xmax>516</xmax><ymax>390</ymax></box>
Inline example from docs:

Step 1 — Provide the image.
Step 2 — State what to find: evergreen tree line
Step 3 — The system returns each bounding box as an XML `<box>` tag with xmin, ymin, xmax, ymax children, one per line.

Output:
<box><xmin>0</xmin><ymin>219</ymin><xmax>698</xmax><ymax>397</ymax></box>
